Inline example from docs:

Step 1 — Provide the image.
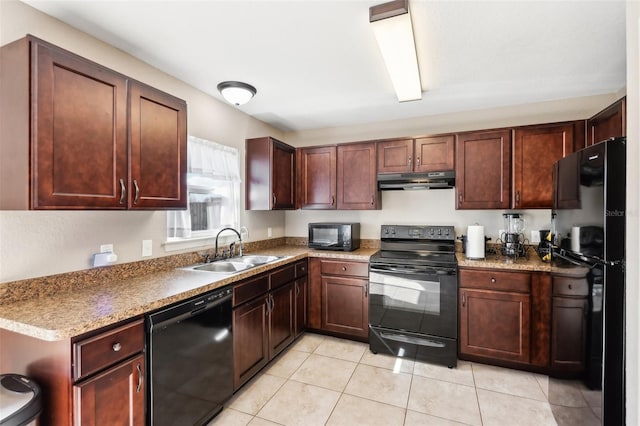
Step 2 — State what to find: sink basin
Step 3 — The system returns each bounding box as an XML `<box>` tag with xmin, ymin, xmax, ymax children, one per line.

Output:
<box><xmin>233</xmin><ymin>255</ymin><xmax>283</xmax><ymax>265</ymax></box>
<box><xmin>180</xmin><ymin>255</ymin><xmax>285</xmax><ymax>274</ymax></box>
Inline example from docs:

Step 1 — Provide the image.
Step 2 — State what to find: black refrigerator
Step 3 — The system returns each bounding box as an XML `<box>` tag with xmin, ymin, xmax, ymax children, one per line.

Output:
<box><xmin>552</xmin><ymin>137</ymin><xmax>626</xmax><ymax>425</ymax></box>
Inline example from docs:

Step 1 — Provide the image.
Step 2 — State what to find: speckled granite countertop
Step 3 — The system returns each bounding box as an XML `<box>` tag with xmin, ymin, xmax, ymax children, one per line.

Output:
<box><xmin>0</xmin><ymin>246</ymin><xmax>377</xmax><ymax>342</ymax></box>
<box><xmin>456</xmin><ymin>252</ymin><xmax>551</xmax><ymax>272</ymax></box>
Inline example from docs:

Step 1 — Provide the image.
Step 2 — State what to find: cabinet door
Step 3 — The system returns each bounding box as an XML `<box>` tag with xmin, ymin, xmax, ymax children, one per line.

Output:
<box><xmin>377</xmin><ymin>138</ymin><xmax>413</xmax><ymax>173</ymax></box>
<box><xmin>587</xmin><ymin>97</ymin><xmax>626</xmax><ymax>146</ymax></box>
<box><xmin>32</xmin><ymin>41</ymin><xmax>128</xmax><ymax>209</ymax></box>
<box><xmin>513</xmin><ymin>122</ymin><xmax>576</xmax><ymax>209</ymax></box>
<box><xmin>294</xmin><ymin>277</ymin><xmax>308</xmax><ymax>338</ymax></box>
<box><xmin>233</xmin><ymin>296</ymin><xmax>269</xmax><ymax>390</ymax></box>
<box><xmin>128</xmin><ymin>81</ymin><xmax>187</xmax><ymax>209</ymax></box>
<box><xmin>531</xmin><ymin>273</ymin><xmax>552</xmax><ymax>368</ymax></box>
<box><xmin>414</xmin><ymin>136</ymin><xmax>455</xmax><ymax>172</ymax></box>
<box><xmin>459</xmin><ymin>289</ymin><xmax>531</xmax><ymax>363</ymax></box>
<box><xmin>551</xmin><ymin>297</ymin><xmax>588</xmax><ymax>372</ymax></box>
<box><xmin>321</xmin><ymin>276</ymin><xmax>369</xmax><ymax>339</ymax></box>
<box><xmin>455</xmin><ymin>130</ymin><xmax>511</xmax><ymax>209</ymax></box>
<box><xmin>298</xmin><ymin>146</ymin><xmax>337</xmax><ymax>209</ymax></box>
<box><xmin>272</xmin><ymin>141</ymin><xmax>296</xmax><ymax>209</ymax></box>
<box><xmin>73</xmin><ymin>354</ymin><xmax>145</xmax><ymax>426</ymax></box>
<box><xmin>337</xmin><ymin>142</ymin><xmax>379</xmax><ymax>210</ymax></box>
<box><xmin>269</xmin><ymin>283</ymin><xmax>295</xmax><ymax>359</ymax></box>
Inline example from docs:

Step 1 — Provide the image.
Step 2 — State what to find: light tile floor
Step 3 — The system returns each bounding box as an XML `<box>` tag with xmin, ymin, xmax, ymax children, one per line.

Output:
<box><xmin>210</xmin><ymin>333</ymin><xmax>602</xmax><ymax>426</ymax></box>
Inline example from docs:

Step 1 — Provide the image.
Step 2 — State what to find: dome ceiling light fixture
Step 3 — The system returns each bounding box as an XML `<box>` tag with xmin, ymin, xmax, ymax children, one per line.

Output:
<box><xmin>217</xmin><ymin>81</ymin><xmax>257</xmax><ymax>106</ymax></box>
<box><xmin>370</xmin><ymin>0</ymin><xmax>422</xmax><ymax>102</ymax></box>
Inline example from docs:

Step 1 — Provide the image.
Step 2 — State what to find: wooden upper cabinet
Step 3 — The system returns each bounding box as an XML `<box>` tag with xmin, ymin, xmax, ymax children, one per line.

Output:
<box><xmin>377</xmin><ymin>136</ymin><xmax>454</xmax><ymax>174</ymax></box>
<box><xmin>377</xmin><ymin>138</ymin><xmax>413</xmax><ymax>173</ymax></box>
<box><xmin>297</xmin><ymin>146</ymin><xmax>337</xmax><ymax>209</ymax></box>
<box><xmin>0</xmin><ymin>35</ymin><xmax>187</xmax><ymax>210</ymax></box>
<box><xmin>455</xmin><ymin>130</ymin><xmax>512</xmax><ymax>209</ymax></box>
<box><xmin>337</xmin><ymin>142</ymin><xmax>379</xmax><ymax>210</ymax></box>
<box><xmin>128</xmin><ymin>81</ymin><xmax>187</xmax><ymax>209</ymax></box>
<box><xmin>245</xmin><ymin>137</ymin><xmax>296</xmax><ymax>210</ymax></box>
<box><xmin>587</xmin><ymin>97</ymin><xmax>626</xmax><ymax>146</ymax></box>
<box><xmin>513</xmin><ymin>122</ymin><xmax>579</xmax><ymax>209</ymax></box>
<box><xmin>414</xmin><ymin>136</ymin><xmax>455</xmax><ymax>172</ymax></box>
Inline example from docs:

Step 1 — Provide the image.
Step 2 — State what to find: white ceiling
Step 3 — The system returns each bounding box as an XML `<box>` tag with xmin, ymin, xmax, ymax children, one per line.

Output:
<box><xmin>23</xmin><ymin>0</ymin><xmax>626</xmax><ymax>132</ymax></box>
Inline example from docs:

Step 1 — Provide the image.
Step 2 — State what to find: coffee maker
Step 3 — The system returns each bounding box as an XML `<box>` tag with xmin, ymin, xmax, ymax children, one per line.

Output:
<box><xmin>500</xmin><ymin>213</ymin><xmax>527</xmax><ymax>258</ymax></box>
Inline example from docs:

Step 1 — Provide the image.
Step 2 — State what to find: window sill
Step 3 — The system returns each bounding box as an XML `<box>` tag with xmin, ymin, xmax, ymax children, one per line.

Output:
<box><xmin>163</xmin><ymin>236</ymin><xmax>216</xmax><ymax>253</ymax></box>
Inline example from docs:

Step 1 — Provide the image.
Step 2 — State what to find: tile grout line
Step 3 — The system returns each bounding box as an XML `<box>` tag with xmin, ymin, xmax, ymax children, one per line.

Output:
<box><xmin>470</xmin><ymin>362</ymin><xmax>485</xmax><ymax>426</ymax></box>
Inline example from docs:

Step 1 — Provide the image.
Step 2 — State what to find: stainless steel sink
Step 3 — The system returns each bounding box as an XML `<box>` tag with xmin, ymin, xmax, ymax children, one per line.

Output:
<box><xmin>180</xmin><ymin>255</ymin><xmax>285</xmax><ymax>274</ymax></box>
<box><xmin>233</xmin><ymin>255</ymin><xmax>283</xmax><ymax>265</ymax></box>
<box><xmin>192</xmin><ymin>261</ymin><xmax>253</xmax><ymax>273</ymax></box>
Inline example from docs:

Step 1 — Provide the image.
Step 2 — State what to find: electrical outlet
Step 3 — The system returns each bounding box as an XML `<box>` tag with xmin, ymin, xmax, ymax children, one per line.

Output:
<box><xmin>100</xmin><ymin>244</ymin><xmax>114</xmax><ymax>253</ymax></box>
<box><xmin>142</xmin><ymin>240</ymin><xmax>152</xmax><ymax>257</ymax></box>
<box><xmin>267</xmin><ymin>227</ymin><xmax>273</xmax><ymax>238</ymax></box>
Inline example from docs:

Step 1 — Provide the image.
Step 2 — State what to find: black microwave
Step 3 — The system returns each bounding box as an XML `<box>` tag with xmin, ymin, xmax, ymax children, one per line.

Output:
<box><xmin>308</xmin><ymin>223</ymin><xmax>360</xmax><ymax>251</ymax></box>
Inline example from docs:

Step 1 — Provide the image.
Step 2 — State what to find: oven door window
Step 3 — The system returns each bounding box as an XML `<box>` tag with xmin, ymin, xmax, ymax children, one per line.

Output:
<box><xmin>369</xmin><ymin>270</ymin><xmax>457</xmax><ymax>338</ymax></box>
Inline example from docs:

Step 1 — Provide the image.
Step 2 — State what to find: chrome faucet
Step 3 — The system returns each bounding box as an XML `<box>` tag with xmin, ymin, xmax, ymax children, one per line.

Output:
<box><xmin>214</xmin><ymin>227</ymin><xmax>243</xmax><ymax>259</ymax></box>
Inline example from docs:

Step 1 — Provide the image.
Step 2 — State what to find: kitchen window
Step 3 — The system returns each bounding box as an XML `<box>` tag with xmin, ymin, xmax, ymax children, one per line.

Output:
<box><xmin>167</xmin><ymin>136</ymin><xmax>240</xmax><ymax>245</ymax></box>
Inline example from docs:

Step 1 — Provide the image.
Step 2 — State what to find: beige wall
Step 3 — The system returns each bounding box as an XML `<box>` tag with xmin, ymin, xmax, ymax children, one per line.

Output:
<box><xmin>0</xmin><ymin>0</ymin><xmax>286</xmax><ymax>282</ymax></box>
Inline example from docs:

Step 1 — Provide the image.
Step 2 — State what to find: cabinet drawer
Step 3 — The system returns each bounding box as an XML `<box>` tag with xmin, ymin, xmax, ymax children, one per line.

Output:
<box><xmin>270</xmin><ymin>264</ymin><xmax>295</xmax><ymax>290</ymax></box>
<box><xmin>459</xmin><ymin>269</ymin><xmax>530</xmax><ymax>293</ymax></box>
<box><xmin>233</xmin><ymin>274</ymin><xmax>270</xmax><ymax>307</ymax></box>
<box><xmin>320</xmin><ymin>259</ymin><xmax>369</xmax><ymax>278</ymax></box>
<box><xmin>553</xmin><ymin>276</ymin><xmax>589</xmax><ymax>297</ymax></box>
<box><xmin>73</xmin><ymin>319</ymin><xmax>144</xmax><ymax>381</ymax></box>
<box><xmin>295</xmin><ymin>260</ymin><xmax>308</xmax><ymax>278</ymax></box>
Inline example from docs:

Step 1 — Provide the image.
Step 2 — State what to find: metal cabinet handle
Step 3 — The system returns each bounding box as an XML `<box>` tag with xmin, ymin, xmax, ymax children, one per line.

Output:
<box><xmin>331</xmin><ymin>195</ymin><xmax>335</xmax><ymax>206</ymax></box>
<box><xmin>272</xmin><ymin>193</ymin><xmax>277</xmax><ymax>206</ymax></box>
<box><xmin>341</xmin><ymin>266</ymin><xmax>347</xmax><ymax>271</ymax></box>
<box><xmin>408</xmin><ymin>156</ymin><xmax>412</xmax><ymax>166</ymax></box>
<box><xmin>462</xmin><ymin>293</ymin><xmax>466</xmax><ymax>307</ymax></box>
<box><xmin>136</xmin><ymin>363</ymin><xmax>143</xmax><ymax>393</ymax></box>
<box><xmin>515</xmin><ymin>191</ymin><xmax>520</xmax><ymax>206</ymax></box>
<box><xmin>295</xmin><ymin>282</ymin><xmax>300</xmax><ymax>297</ymax></box>
<box><xmin>370</xmin><ymin>195</ymin><xmax>374</xmax><ymax>206</ymax></box>
<box><xmin>119</xmin><ymin>179</ymin><xmax>126</xmax><ymax>204</ymax></box>
<box><xmin>364</xmin><ymin>283</ymin><xmax>368</xmax><ymax>297</ymax></box>
<box><xmin>265</xmin><ymin>296</ymin><xmax>271</xmax><ymax>316</ymax></box>
<box><xmin>458</xmin><ymin>192</ymin><xmax>462</xmax><ymax>207</ymax></box>
<box><xmin>416</xmin><ymin>156</ymin><xmax>421</xmax><ymax>166</ymax></box>
<box><xmin>112</xmin><ymin>342</ymin><xmax>122</xmax><ymax>352</ymax></box>
<box><xmin>133</xmin><ymin>179</ymin><xmax>140</xmax><ymax>204</ymax></box>
<box><xmin>491</xmin><ymin>277</ymin><xmax>496</xmax><ymax>283</ymax></box>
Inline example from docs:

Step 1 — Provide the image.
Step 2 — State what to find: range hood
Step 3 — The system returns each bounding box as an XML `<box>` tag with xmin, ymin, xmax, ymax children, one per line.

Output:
<box><xmin>377</xmin><ymin>170</ymin><xmax>455</xmax><ymax>190</ymax></box>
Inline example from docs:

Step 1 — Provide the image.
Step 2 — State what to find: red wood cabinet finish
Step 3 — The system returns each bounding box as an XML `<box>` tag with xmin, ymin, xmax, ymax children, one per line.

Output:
<box><xmin>455</xmin><ymin>130</ymin><xmax>512</xmax><ymax>209</ymax></box>
<box><xmin>513</xmin><ymin>122</ymin><xmax>578</xmax><ymax>209</ymax></box>
<box><xmin>128</xmin><ymin>82</ymin><xmax>187</xmax><ymax>209</ymax></box>
<box><xmin>297</xmin><ymin>146</ymin><xmax>337</xmax><ymax>209</ymax></box>
<box><xmin>233</xmin><ymin>295</ymin><xmax>269</xmax><ymax>390</ymax></box>
<box><xmin>73</xmin><ymin>354</ymin><xmax>145</xmax><ymax>426</ymax></box>
<box><xmin>377</xmin><ymin>136</ymin><xmax>454</xmax><ymax>174</ymax></box>
<box><xmin>0</xmin><ymin>36</ymin><xmax>187</xmax><ymax>210</ymax></box>
<box><xmin>337</xmin><ymin>142</ymin><xmax>379</xmax><ymax>210</ymax></box>
<box><xmin>268</xmin><ymin>282</ymin><xmax>295</xmax><ymax>358</ymax></box>
<box><xmin>587</xmin><ymin>97</ymin><xmax>626</xmax><ymax>147</ymax></box>
<box><xmin>245</xmin><ymin>137</ymin><xmax>296</xmax><ymax>210</ymax></box>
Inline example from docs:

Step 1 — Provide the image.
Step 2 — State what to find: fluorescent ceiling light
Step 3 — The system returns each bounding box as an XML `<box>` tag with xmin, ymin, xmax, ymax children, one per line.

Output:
<box><xmin>217</xmin><ymin>81</ymin><xmax>257</xmax><ymax>106</ymax></box>
<box><xmin>370</xmin><ymin>0</ymin><xmax>422</xmax><ymax>102</ymax></box>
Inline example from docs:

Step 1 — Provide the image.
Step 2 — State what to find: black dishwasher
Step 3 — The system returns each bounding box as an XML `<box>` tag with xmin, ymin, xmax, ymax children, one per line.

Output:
<box><xmin>147</xmin><ymin>286</ymin><xmax>233</xmax><ymax>426</ymax></box>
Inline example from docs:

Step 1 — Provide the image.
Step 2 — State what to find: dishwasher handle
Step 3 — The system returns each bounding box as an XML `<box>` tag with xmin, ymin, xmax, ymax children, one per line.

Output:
<box><xmin>148</xmin><ymin>290</ymin><xmax>232</xmax><ymax>332</ymax></box>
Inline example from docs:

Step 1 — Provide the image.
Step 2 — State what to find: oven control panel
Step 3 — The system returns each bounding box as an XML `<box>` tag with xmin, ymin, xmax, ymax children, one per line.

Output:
<box><xmin>381</xmin><ymin>225</ymin><xmax>455</xmax><ymax>240</ymax></box>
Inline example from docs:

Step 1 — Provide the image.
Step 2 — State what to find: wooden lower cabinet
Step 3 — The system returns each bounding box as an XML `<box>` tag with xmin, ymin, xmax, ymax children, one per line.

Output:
<box><xmin>550</xmin><ymin>274</ymin><xmax>589</xmax><ymax>373</ymax></box>
<box><xmin>232</xmin><ymin>262</ymin><xmax>306</xmax><ymax>390</ymax></box>
<box><xmin>268</xmin><ymin>282</ymin><xmax>295</xmax><ymax>358</ymax></box>
<box><xmin>73</xmin><ymin>354</ymin><xmax>145</xmax><ymax>426</ymax></box>
<box><xmin>233</xmin><ymin>295</ymin><xmax>269</xmax><ymax>390</ymax></box>
<box><xmin>294</xmin><ymin>277</ymin><xmax>308</xmax><ymax>337</ymax></box>
<box><xmin>459</xmin><ymin>288</ymin><xmax>531</xmax><ymax>363</ymax></box>
<box><xmin>0</xmin><ymin>318</ymin><xmax>145</xmax><ymax>425</ymax></box>
<box><xmin>321</xmin><ymin>276</ymin><xmax>369</xmax><ymax>338</ymax></box>
<box><xmin>308</xmin><ymin>258</ymin><xmax>369</xmax><ymax>340</ymax></box>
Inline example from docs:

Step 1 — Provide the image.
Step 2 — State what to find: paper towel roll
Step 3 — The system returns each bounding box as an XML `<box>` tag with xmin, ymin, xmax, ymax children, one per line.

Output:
<box><xmin>466</xmin><ymin>225</ymin><xmax>485</xmax><ymax>259</ymax></box>
<box><xmin>571</xmin><ymin>226</ymin><xmax>581</xmax><ymax>252</ymax></box>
